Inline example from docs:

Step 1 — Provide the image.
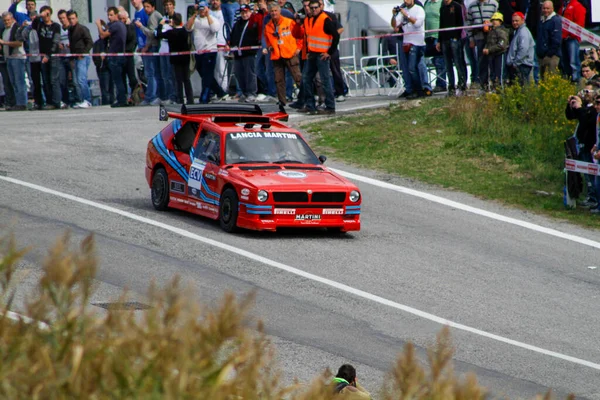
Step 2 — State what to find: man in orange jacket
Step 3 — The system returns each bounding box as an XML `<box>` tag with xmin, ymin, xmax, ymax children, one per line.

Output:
<box><xmin>301</xmin><ymin>0</ymin><xmax>338</xmax><ymax>115</ymax></box>
<box><xmin>263</xmin><ymin>2</ymin><xmax>303</xmax><ymax>106</ymax></box>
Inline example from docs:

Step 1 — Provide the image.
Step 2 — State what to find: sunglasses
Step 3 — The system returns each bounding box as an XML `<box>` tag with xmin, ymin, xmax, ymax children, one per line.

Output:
<box><xmin>310</xmin><ymin>6</ymin><xmax>320</xmax><ymax>9</ymax></box>
<box><xmin>595</xmin><ymin>101</ymin><xmax>600</xmax><ymax>105</ymax></box>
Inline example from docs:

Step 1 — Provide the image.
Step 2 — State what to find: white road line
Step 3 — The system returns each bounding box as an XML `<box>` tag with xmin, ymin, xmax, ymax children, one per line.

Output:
<box><xmin>333</xmin><ymin>168</ymin><xmax>600</xmax><ymax>250</ymax></box>
<box><xmin>1</xmin><ymin>175</ymin><xmax>599</xmax><ymax>371</ymax></box>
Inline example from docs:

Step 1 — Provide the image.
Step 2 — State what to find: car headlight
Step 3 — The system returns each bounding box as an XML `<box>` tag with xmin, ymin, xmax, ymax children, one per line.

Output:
<box><xmin>257</xmin><ymin>190</ymin><xmax>268</xmax><ymax>202</ymax></box>
<box><xmin>349</xmin><ymin>190</ymin><xmax>360</xmax><ymax>202</ymax></box>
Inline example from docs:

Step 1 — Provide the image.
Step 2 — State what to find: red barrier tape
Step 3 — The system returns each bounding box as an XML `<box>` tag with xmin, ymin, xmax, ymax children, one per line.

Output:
<box><xmin>565</xmin><ymin>159</ymin><xmax>600</xmax><ymax>177</ymax></box>
<box><xmin>23</xmin><ymin>23</ymin><xmax>486</xmax><ymax>58</ymax></box>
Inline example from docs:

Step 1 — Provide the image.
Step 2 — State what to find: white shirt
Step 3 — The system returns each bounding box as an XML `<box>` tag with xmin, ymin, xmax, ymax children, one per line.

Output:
<box><xmin>401</xmin><ymin>4</ymin><xmax>425</xmax><ymax>46</ymax></box>
<box><xmin>210</xmin><ymin>9</ymin><xmax>226</xmax><ymax>46</ymax></box>
<box><xmin>159</xmin><ymin>21</ymin><xmax>172</xmax><ymax>53</ymax></box>
<box><xmin>189</xmin><ymin>15</ymin><xmax>221</xmax><ymax>52</ymax></box>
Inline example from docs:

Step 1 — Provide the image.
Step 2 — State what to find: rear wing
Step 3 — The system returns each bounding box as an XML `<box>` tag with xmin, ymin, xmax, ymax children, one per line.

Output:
<box><xmin>159</xmin><ymin>103</ymin><xmax>288</xmax><ymax>122</ymax></box>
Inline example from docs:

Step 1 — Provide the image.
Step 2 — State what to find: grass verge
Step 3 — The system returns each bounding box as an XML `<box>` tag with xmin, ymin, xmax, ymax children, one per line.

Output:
<box><xmin>304</xmin><ymin>75</ymin><xmax>600</xmax><ymax>228</ymax></box>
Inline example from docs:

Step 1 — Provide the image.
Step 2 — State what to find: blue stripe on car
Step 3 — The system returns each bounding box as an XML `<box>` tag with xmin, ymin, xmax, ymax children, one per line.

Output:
<box><xmin>201</xmin><ymin>178</ymin><xmax>220</xmax><ymax>199</ymax></box>
<box><xmin>152</xmin><ymin>135</ymin><xmax>189</xmax><ymax>181</ymax></box>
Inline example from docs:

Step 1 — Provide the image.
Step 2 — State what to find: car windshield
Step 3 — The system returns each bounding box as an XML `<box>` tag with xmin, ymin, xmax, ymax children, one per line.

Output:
<box><xmin>225</xmin><ymin>132</ymin><xmax>320</xmax><ymax>165</ymax></box>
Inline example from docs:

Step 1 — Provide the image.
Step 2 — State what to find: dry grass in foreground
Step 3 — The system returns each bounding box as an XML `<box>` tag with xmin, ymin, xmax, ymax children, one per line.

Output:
<box><xmin>0</xmin><ymin>233</ymin><xmax>573</xmax><ymax>399</ymax></box>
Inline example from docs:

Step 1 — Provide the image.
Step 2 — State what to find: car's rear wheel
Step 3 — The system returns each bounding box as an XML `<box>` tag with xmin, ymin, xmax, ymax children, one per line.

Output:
<box><xmin>151</xmin><ymin>168</ymin><xmax>170</xmax><ymax>211</ymax></box>
<box><xmin>219</xmin><ymin>188</ymin><xmax>239</xmax><ymax>233</ymax></box>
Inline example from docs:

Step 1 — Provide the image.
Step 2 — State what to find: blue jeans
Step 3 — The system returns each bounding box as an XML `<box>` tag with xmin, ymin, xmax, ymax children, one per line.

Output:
<box><xmin>406</xmin><ymin>45</ymin><xmax>425</xmax><ymax>94</ymax></box>
<box><xmin>59</xmin><ymin>57</ymin><xmax>71</xmax><ymax>104</ymax></box>
<box><xmin>431</xmin><ymin>55</ymin><xmax>447</xmax><ymax>89</ymax></box>
<box><xmin>195</xmin><ymin>52</ymin><xmax>217</xmax><ymax>104</ymax></box>
<box><xmin>108</xmin><ymin>57</ymin><xmax>127</xmax><ymax>105</ymax></box>
<box><xmin>265</xmin><ymin>56</ymin><xmax>277</xmax><ymax>97</ymax></box>
<box><xmin>0</xmin><ymin>62</ymin><xmax>16</xmax><ymax>107</ymax></box>
<box><xmin>561</xmin><ymin>38</ymin><xmax>580</xmax><ymax>82</ymax></box>
<box><xmin>580</xmin><ymin>151</ymin><xmax>597</xmax><ymax>202</ymax></box>
<box><xmin>73</xmin><ymin>57</ymin><xmax>91</xmax><ymax>103</ymax></box>
<box><xmin>399</xmin><ymin>41</ymin><xmax>412</xmax><ymax>93</ymax></box>
<box><xmin>418</xmin><ymin>57</ymin><xmax>432</xmax><ymax>91</ymax></box>
<box><xmin>159</xmin><ymin>54</ymin><xmax>176</xmax><ymax>101</ymax></box>
<box><xmin>142</xmin><ymin>46</ymin><xmax>159</xmax><ymax>102</ymax></box>
<box><xmin>7</xmin><ymin>58</ymin><xmax>27</xmax><ymax>106</ymax></box>
<box><xmin>97</xmin><ymin>67</ymin><xmax>114</xmax><ymax>105</ymax></box>
<box><xmin>41</xmin><ymin>58</ymin><xmax>62</xmax><ymax>106</ymax></box>
<box><xmin>509</xmin><ymin>64</ymin><xmax>532</xmax><ymax>86</ymax></box>
<box><xmin>303</xmin><ymin>53</ymin><xmax>335</xmax><ymax>110</ymax></box>
<box><xmin>221</xmin><ymin>2</ymin><xmax>239</xmax><ymax>33</ymax></box>
<box><xmin>441</xmin><ymin>39</ymin><xmax>467</xmax><ymax>90</ymax></box>
<box><xmin>475</xmin><ymin>39</ymin><xmax>490</xmax><ymax>88</ymax></box>
<box><xmin>463</xmin><ymin>38</ymin><xmax>479</xmax><ymax>84</ymax></box>
<box><xmin>255</xmin><ymin>51</ymin><xmax>268</xmax><ymax>94</ymax></box>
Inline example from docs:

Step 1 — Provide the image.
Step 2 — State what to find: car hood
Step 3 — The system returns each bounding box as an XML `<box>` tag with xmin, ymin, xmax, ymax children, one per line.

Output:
<box><xmin>228</xmin><ymin>167</ymin><xmax>354</xmax><ymax>190</ymax></box>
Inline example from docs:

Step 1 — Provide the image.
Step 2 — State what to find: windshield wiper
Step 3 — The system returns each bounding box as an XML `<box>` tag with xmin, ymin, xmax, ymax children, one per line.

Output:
<box><xmin>231</xmin><ymin>160</ymin><xmax>271</xmax><ymax>164</ymax></box>
<box><xmin>272</xmin><ymin>159</ymin><xmax>306</xmax><ymax>164</ymax></box>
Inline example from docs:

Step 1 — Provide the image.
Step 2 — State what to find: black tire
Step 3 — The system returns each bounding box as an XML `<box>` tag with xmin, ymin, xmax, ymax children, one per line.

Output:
<box><xmin>219</xmin><ymin>188</ymin><xmax>239</xmax><ymax>233</ymax></box>
<box><xmin>151</xmin><ymin>168</ymin><xmax>170</xmax><ymax>211</ymax></box>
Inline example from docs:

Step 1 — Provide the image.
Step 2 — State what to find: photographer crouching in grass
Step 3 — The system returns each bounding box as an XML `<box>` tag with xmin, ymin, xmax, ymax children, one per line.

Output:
<box><xmin>565</xmin><ymin>84</ymin><xmax>600</xmax><ymax>209</ymax></box>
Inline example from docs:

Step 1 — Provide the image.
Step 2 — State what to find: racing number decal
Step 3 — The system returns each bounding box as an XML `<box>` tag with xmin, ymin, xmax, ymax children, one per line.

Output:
<box><xmin>188</xmin><ymin>161</ymin><xmax>206</xmax><ymax>190</ymax></box>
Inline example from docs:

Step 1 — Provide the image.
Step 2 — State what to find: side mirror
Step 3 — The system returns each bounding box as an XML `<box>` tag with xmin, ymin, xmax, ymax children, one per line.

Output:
<box><xmin>318</xmin><ymin>155</ymin><xmax>327</xmax><ymax>164</ymax></box>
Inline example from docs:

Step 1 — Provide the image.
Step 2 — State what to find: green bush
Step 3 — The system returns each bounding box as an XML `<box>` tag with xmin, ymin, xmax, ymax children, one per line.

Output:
<box><xmin>0</xmin><ymin>233</ymin><xmax>571</xmax><ymax>399</ymax></box>
<box><xmin>447</xmin><ymin>75</ymin><xmax>577</xmax><ymax>184</ymax></box>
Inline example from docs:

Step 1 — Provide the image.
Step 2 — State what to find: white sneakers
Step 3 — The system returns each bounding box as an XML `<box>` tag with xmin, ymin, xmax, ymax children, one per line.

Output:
<box><xmin>73</xmin><ymin>100</ymin><xmax>92</xmax><ymax>109</ymax></box>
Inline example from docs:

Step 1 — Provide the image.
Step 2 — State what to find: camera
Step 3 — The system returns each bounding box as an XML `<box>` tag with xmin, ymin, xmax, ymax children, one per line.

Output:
<box><xmin>296</xmin><ymin>11</ymin><xmax>306</xmax><ymax>21</ymax></box>
<box><xmin>393</xmin><ymin>4</ymin><xmax>406</xmax><ymax>14</ymax></box>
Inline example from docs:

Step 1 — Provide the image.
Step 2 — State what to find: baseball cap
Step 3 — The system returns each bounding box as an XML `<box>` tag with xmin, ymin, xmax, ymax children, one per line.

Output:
<box><xmin>240</xmin><ymin>4</ymin><xmax>251</xmax><ymax>11</ymax></box>
<box><xmin>512</xmin><ymin>11</ymin><xmax>525</xmax><ymax>20</ymax></box>
<box><xmin>196</xmin><ymin>0</ymin><xmax>208</xmax><ymax>7</ymax></box>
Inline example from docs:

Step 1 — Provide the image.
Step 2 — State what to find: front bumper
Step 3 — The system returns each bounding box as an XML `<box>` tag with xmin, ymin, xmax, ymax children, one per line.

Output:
<box><xmin>236</xmin><ymin>204</ymin><xmax>361</xmax><ymax>232</ymax></box>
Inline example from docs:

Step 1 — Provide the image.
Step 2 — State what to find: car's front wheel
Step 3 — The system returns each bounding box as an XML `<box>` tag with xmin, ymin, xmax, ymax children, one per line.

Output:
<box><xmin>151</xmin><ymin>168</ymin><xmax>170</xmax><ymax>211</ymax></box>
<box><xmin>219</xmin><ymin>188</ymin><xmax>239</xmax><ymax>233</ymax></box>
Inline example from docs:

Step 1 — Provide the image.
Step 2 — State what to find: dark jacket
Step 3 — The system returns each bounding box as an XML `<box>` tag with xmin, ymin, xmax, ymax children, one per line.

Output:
<box><xmin>32</xmin><ymin>18</ymin><xmax>61</xmax><ymax>55</ymax></box>
<box><xmin>565</xmin><ymin>103</ymin><xmax>597</xmax><ymax>153</ymax></box>
<box><xmin>92</xmin><ymin>38</ymin><xmax>109</xmax><ymax>71</ymax></box>
<box><xmin>536</xmin><ymin>14</ymin><xmax>562</xmax><ymax>58</ymax></box>
<box><xmin>498</xmin><ymin>0</ymin><xmax>529</xmax><ymax>28</ymax></box>
<box><xmin>439</xmin><ymin>1</ymin><xmax>464</xmax><ymax>42</ymax></box>
<box><xmin>156</xmin><ymin>24</ymin><xmax>190</xmax><ymax>65</ymax></box>
<box><xmin>68</xmin><ymin>23</ymin><xmax>93</xmax><ymax>55</ymax></box>
<box><xmin>484</xmin><ymin>25</ymin><xmax>509</xmax><ymax>55</ymax></box>
<box><xmin>0</xmin><ymin>23</ymin><xmax>23</xmax><ymax>57</ymax></box>
<box><xmin>229</xmin><ymin>17</ymin><xmax>261</xmax><ymax>58</ymax></box>
<box><xmin>125</xmin><ymin>23</ymin><xmax>137</xmax><ymax>53</ymax></box>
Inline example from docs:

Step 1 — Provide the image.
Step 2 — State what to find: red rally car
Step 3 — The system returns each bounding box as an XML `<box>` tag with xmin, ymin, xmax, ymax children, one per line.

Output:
<box><xmin>145</xmin><ymin>103</ymin><xmax>361</xmax><ymax>233</ymax></box>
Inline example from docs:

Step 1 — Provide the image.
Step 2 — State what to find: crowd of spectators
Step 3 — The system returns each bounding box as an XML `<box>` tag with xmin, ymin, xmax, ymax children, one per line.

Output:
<box><xmin>0</xmin><ymin>0</ymin><xmax>346</xmax><ymax>115</ymax></box>
<box><xmin>386</xmin><ymin>0</ymin><xmax>595</xmax><ymax>98</ymax></box>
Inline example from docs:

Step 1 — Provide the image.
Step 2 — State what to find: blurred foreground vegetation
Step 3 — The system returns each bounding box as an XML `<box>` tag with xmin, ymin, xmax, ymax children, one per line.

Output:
<box><xmin>0</xmin><ymin>233</ymin><xmax>573</xmax><ymax>399</ymax></box>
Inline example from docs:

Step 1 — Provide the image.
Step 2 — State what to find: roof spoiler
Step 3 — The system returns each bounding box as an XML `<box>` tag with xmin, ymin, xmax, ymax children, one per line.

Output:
<box><xmin>159</xmin><ymin>103</ymin><xmax>288</xmax><ymax>122</ymax></box>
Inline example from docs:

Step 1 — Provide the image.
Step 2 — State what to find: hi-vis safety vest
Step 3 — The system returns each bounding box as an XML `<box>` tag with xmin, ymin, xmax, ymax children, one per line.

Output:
<box><xmin>265</xmin><ymin>16</ymin><xmax>301</xmax><ymax>60</ymax></box>
<box><xmin>304</xmin><ymin>12</ymin><xmax>332</xmax><ymax>53</ymax></box>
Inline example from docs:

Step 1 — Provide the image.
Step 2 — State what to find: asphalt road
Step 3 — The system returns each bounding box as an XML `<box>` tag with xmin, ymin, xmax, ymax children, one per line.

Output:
<box><xmin>1</xmin><ymin>98</ymin><xmax>600</xmax><ymax>399</ymax></box>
